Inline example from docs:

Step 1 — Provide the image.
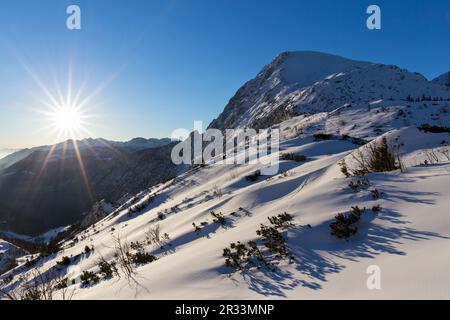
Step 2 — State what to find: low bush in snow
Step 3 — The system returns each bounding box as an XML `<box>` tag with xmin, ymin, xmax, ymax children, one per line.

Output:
<box><xmin>129</xmin><ymin>251</ymin><xmax>157</xmax><ymax>265</ymax></box>
<box><xmin>348</xmin><ymin>178</ymin><xmax>370</xmax><ymax>192</ymax></box>
<box><xmin>157</xmin><ymin>211</ymin><xmax>166</xmax><ymax>220</ymax></box>
<box><xmin>370</xmin><ymin>189</ymin><xmax>381</xmax><ymax>199</ymax></box>
<box><xmin>330</xmin><ymin>206</ymin><xmax>365</xmax><ymax>239</ymax></box>
<box><xmin>418</xmin><ymin>124</ymin><xmax>450</xmax><ymax>134</ymax></box>
<box><xmin>339</xmin><ymin>160</ymin><xmax>351</xmax><ymax>178</ymax></box>
<box><xmin>372</xmin><ymin>205</ymin><xmax>382</xmax><ymax>213</ymax></box>
<box><xmin>246</xmin><ymin>170</ymin><xmax>261</xmax><ymax>182</ymax></box>
<box><xmin>267</xmin><ymin>212</ymin><xmax>294</xmax><ymax>229</ymax></box>
<box><xmin>97</xmin><ymin>258</ymin><xmax>119</xmax><ymax>278</ymax></box>
<box><xmin>192</xmin><ymin>222</ymin><xmax>202</xmax><ymax>233</ymax></box>
<box><xmin>223</xmin><ymin>242</ymin><xmax>251</xmax><ymax>271</ymax></box>
<box><xmin>281</xmin><ymin>153</ymin><xmax>307</xmax><ymax>162</ymax></box>
<box><xmin>56</xmin><ymin>256</ymin><xmax>71</xmax><ymax>266</ymax></box>
<box><xmin>80</xmin><ymin>270</ymin><xmax>100</xmax><ymax>286</ymax></box>
<box><xmin>351</xmin><ymin>137</ymin><xmax>400</xmax><ymax>175</ymax></box>
<box><xmin>313</xmin><ymin>133</ymin><xmax>333</xmax><ymax>141</ymax></box>
<box><xmin>211</xmin><ymin>211</ymin><xmax>227</xmax><ymax>225</ymax></box>
<box><xmin>256</xmin><ymin>224</ymin><xmax>292</xmax><ymax>262</ymax></box>
<box><xmin>223</xmin><ymin>213</ymin><xmax>295</xmax><ymax>272</ymax></box>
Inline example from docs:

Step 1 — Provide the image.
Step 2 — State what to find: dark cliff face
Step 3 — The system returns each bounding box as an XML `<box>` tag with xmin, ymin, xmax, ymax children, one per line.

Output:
<box><xmin>0</xmin><ymin>142</ymin><xmax>179</xmax><ymax>236</ymax></box>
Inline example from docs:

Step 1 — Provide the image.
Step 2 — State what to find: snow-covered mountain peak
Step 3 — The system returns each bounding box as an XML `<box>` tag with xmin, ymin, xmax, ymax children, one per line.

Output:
<box><xmin>276</xmin><ymin>51</ymin><xmax>370</xmax><ymax>86</ymax></box>
<box><xmin>209</xmin><ymin>51</ymin><xmax>449</xmax><ymax>131</ymax></box>
<box><xmin>209</xmin><ymin>51</ymin><xmax>369</xmax><ymax>131</ymax></box>
<box><xmin>432</xmin><ymin>71</ymin><xmax>450</xmax><ymax>87</ymax></box>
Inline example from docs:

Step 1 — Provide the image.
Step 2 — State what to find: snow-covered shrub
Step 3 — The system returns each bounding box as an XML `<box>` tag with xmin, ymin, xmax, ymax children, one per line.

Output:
<box><xmin>418</xmin><ymin>124</ymin><xmax>450</xmax><ymax>134</ymax></box>
<box><xmin>223</xmin><ymin>242</ymin><xmax>253</xmax><ymax>271</ymax></box>
<box><xmin>314</xmin><ymin>133</ymin><xmax>332</xmax><ymax>141</ymax></box>
<box><xmin>245</xmin><ymin>170</ymin><xmax>261</xmax><ymax>182</ymax></box>
<box><xmin>339</xmin><ymin>160</ymin><xmax>351</xmax><ymax>177</ymax></box>
<box><xmin>372</xmin><ymin>205</ymin><xmax>382</xmax><ymax>213</ymax></box>
<box><xmin>157</xmin><ymin>211</ymin><xmax>166</xmax><ymax>220</ymax></box>
<box><xmin>351</xmin><ymin>137</ymin><xmax>399</xmax><ymax>175</ymax></box>
<box><xmin>267</xmin><ymin>212</ymin><xmax>294</xmax><ymax>229</ymax></box>
<box><xmin>56</xmin><ymin>256</ymin><xmax>71</xmax><ymax>266</ymax></box>
<box><xmin>348</xmin><ymin>179</ymin><xmax>370</xmax><ymax>192</ymax></box>
<box><xmin>126</xmin><ymin>240</ymin><xmax>157</xmax><ymax>265</ymax></box>
<box><xmin>130</xmin><ymin>241</ymin><xmax>145</xmax><ymax>252</ymax></box>
<box><xmin>256</xmin><ymin>224</ymin><xmax>292</xmax><ymax>261</ymax></box>
<box><xmin>371</xmin><ymin>189</ymin><xmax>381</xmax><ymax>199</ymax></box>
<box><xmin>223</xmin><ymin>213</ymin><xmax>295</xmax><ymax>272</ymax></box>
<box><xmin>211</xmin><ymin>211</ymin><xmax>227</xmax><ymax>225</ymax></box>
<box><xmin>130</xmin><ymin>251</ymin><xmax>157</xmax><ymax>265</ymax></box>
<box><xmin>330</xmin><ymin>206</ymin><xmax>365</xmax><ymax>239</ymax></box>
<box><xmin>80</xmin><ymin>270</ymin><xmax>100</xmax><ymax>286</ymax></box>
<box><xmin>97</xmin><ymin>258</ymin><xmax>118</xmax><ymax>278</ymax></box>
<box><xmin>192</xmin><ymin>222</ymin><xmax>202</xmax><ymax>233</ymax></box>
<box><xmin>281</xmin><ymin>153</ymin><xmax>307</xmax><ymax>162</ymax></box>
<box><xmin>53</xmin><ymin>277</ymin><xmax>69</xmax><ymax>290</ymax></box>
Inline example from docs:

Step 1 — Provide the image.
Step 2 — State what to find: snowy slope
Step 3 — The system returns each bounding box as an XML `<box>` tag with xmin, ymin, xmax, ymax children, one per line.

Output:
<box><xmin>0</xmin><ymin>239</ymin><xmax>26</xmax><ymax>274</ymax></box>
<box><xmin>2</xmin><ymin>118</ymin><xmax>450</xmax><ymax>299</ymax></box>
<box><xmin>1</xmin><ymin>51</ymin><xmax>450</xmax><ymax>300</ymax></box>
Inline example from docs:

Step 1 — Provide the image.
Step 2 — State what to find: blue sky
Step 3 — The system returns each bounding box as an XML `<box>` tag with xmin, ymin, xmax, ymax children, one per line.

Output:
<box><xmin>0</xmin><ymin>0</ymin><xmax>449</xmax><ymax>148</ymax></box>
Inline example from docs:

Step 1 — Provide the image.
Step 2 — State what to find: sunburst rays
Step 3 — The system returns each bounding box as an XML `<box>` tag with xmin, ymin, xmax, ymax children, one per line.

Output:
<box><xmin>19</xmin><ymin>60</ymin><xmax>121</xmax><ymax>201</ymax></box>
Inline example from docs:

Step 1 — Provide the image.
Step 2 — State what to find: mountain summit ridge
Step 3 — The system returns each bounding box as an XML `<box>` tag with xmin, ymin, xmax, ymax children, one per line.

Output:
<box><xmin>209</xmin><ymin>51</ymin><xmax>450</xmax><ymax>131</ymax></box>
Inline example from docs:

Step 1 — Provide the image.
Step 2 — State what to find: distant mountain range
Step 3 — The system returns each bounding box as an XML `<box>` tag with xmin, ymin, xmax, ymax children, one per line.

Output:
<box><xmin>0</xmin><ymin>137</ymin><xmax>172</xmax><ymax>171</ymax></box>
<box><xmin>0</xmin><ymin>137</ymin><xmax>178</xmax><ymax>235</ymax></box>
<box><xmin>0</xmin><ymin>149</ymin><xmax>19</xmax><ymax>161</ymax></box>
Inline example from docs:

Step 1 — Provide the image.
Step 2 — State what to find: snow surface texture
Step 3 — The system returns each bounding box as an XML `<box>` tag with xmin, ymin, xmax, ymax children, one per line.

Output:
<box><xmin>1</xmin><ymin>51</ymin><xmax>450</xmax><ymax>299</ymax></box>
<box><xmin>0</xmin><ymin>239</ymin><xmax>26</xmax><ymax>274</ymax></box>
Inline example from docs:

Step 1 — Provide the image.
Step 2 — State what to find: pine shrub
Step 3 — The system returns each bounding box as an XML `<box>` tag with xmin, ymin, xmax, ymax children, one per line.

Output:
<box><xmin>314</xmin><ymin>133</ymin><xmax>332</xmax><ymax>141</ymax></box>
<box><xmin>80</xmin><ymin>271</ymin><xmax>100</xmax><ymax>286</ymax></box>
<box><xmin>267</xmin><ymin>212</ymin><xmax>294</xmax><ymax>229</ymax></box>
<box><xmin>281</xmin><ymin>153</ymin><xmax>307</xmax><ymax>162</ymax></box>
<box><xmin>98</xmin><ymin>260</ymin><xmax>118</xmax><ymax>278</ymax></box>
<box><xmin>245</xmin><ymin>170</ymin><xmax>261</xmax><ymax>182</ymax></box>
<box><xmin>330</xmin><ymin>206</ymin><xmax>365</xmax><ymax>239</ymax></box>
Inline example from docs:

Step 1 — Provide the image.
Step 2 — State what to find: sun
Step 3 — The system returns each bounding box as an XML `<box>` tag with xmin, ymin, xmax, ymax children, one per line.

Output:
<box><xmin>52</xmin><ymin>107</ymin><xmax>82</xmax><ymax>132</ymax></box>
<box><xmin>25</xmin><ymin>60</ymin><xmax>119</xmax><ymax>143</ymax></box>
